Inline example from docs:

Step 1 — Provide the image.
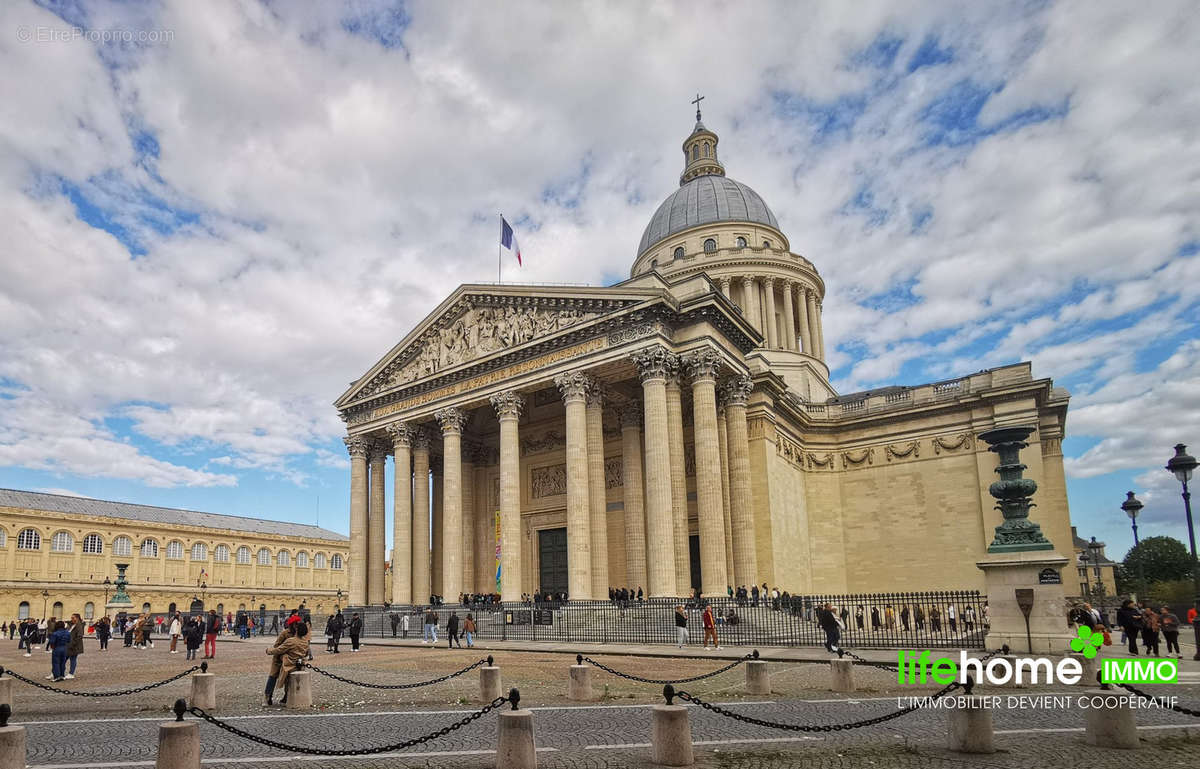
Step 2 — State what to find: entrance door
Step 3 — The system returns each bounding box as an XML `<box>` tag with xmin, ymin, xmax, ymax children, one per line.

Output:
<box><xmin>538</xmin><ymin>528</ymin><xmax>568</xmax><ymax>597</ymax></box>
<box><xmin>688</xmin><ymin>535</ymin><xmax>702</xmax><ymax>595</ymax></box>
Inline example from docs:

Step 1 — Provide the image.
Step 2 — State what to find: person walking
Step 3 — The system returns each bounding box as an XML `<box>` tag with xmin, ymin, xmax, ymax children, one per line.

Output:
<box><xmin>184</xmin><ymin>618</ymin><xmax>202</xmax><ymax>660</ymax></box>
<box><xmin>204</xmin><ymin>609</ymin><xmax>220</xmax><ymax>659</ymax></box>
<box><xmin>95</xmin><ymin>616</ymin><xmax>111</xmax><ymax>651</ymax></box>
<box><xmin>463</xmin><ymin>613</ymin><xmax>476</xmax><ymax>647</ymax></box>
<box><xmin>390</xmin><ymin>613</ymin><xmax>400</xmax><ymax>638</ymax></box>
<box><xmin>47</xmin><ymin>620</ymin><xmax>70</xmax><ymax>682</ymax></box>
<box><xmin>348</xmin><ymin>612</ymin><xmax>363</xmax><ymax>652</ymax></box>
<box><xmin>1160</xmin><ymin>607</ymin><xmax>1182</xmax><ymax>659</ymax></box>
<box><xmin>330</xmin><ymin>611</ymin><xmax>344</xmax><ymax>653</ymax></box>
<box><xmin>169</xmin><ymin>613</ymin><xmax>182</xmax><ymax>654</ymax></box>
<box><xmin>1141</xmin><ymin>607</ymin><xmax>1161</xmax><ymax>656</ymax></box>
<box><xmin>65</xmin><ymin>614</ymin><xmax>84</xmax><ymax>679</ymax></box>
<box><xmin>20</xmin><ymin>618</ymin><xmax>35</xmax><ymax>656</ymax></box>
<box><xmin>701</xmin><ymin>603</ymin><xmax>720</xmax><ymax>649</ymax></box>
<box><xmin>446</xmin><ymin>611</ymin><xmax>462</xmax><ymax>648</ymax></box>
<box><xmin>1116</xmin><ymin>600</ymin><xmax>1142</xmax><ymax>656</ymax></box>
<box><xmin>401</xmin><ymin>613</ymin><xmax>410</xmax><ymax>639</ymax></box>
<box><xmin>424</xmin><ymin>607</ymin><xmax>439</xmax><ymax>644</ymax></box>
<box><xmin>674</xmin><ymin>605</ymin><xmax>689</xmax><ymax>648</ymax></box>
<box><xmin>818</xmin><ymin>602</ymin><xmax>842</xmax><ymax>654</ymax></box>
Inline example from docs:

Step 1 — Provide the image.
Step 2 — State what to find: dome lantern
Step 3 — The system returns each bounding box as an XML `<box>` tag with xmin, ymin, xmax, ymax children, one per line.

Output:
<box><xmin>680</xmin><ymin>93</ymin><xmax>725</xmax><ymax>185</ymax></box>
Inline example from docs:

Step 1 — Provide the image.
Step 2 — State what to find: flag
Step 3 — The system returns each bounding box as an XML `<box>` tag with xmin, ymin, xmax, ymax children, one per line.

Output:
<box><xmin>500</xmin><ymin>217</ymin><xmax>522</xmax><ymax>266</ymax></box>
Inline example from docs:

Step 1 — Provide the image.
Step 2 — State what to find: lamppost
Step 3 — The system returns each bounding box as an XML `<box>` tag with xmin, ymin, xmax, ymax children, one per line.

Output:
<box><xmin>1165</xmin><ymin>443</ymin><xmax>1200</xmax><ymax>661</ymax></box>
<box><xmin>103</xmin><ymin>577</ymin><xmax>111</xmax><ymax>606</ymax></box>
<box><xmin>200</xmin><ymin>581</ymin><xmax>208</xmax><ymax>605</ymax></box>
<box><xmin>41</xmin><ymin>589</ymin><xmax>49</xmax><ymax>618</ymax></box>
<box><xmin>336</xmin><ymin>588</ymin><xmax>343</xmax><ymax>612</ymax></box>
<box><xmin>1087</xmin><ymin>536</ymin><xmax>1106</xmax><ymax>611</ymax></box>
<box><xmin>1121</xmin><ymin>491</ymin><xmax>1145</xmax><ymax>596</ymax></box>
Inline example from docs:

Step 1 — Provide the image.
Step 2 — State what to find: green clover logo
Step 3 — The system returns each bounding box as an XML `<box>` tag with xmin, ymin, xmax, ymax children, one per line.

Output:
<box><xmin>1070</xmin><ymin>626</ymin><xmax>1104</xmax><ymax>658</ymax></box>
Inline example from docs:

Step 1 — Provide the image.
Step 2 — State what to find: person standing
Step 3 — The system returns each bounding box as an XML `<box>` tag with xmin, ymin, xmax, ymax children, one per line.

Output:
<box><xmin>390</xmin><ymin>613</ymin><xmax>400</xmax><ymax>638</ymax></box>
<box><xmin>348</xmin><ymin>612</ymin><xmax>363</xmax><ymax>652</ymax></box>
<box><xmin>47</xmin><ymin>621</ymin><xmax>70</xmax><ymax>682</ymax></box>
<box><xmin>330</xmin><ymin>611</ymin><xmax>344</xmax><ymax>653</ymax></box>
<box><xmin>463</xmin><ymin>613</ymin><xmax>476</xmax><ymax>647</ymax></box>
<box><xmin>95</xmin><ymin>616</ymin><xmax>111</xmax><ymax>651</ymax></box>
<box><xmin>204</xmin><ymin>609</ymin><xmax>220</xmax><ymax>659</ymax></box>
<box><xmin>446</xmin><ymin>611</ymin><xmax>461</xmax><ymax>648</ymax></box>
<box><xmin>674</xmin><ymin>605</ymin><xmax>689</xmax><ymax>648</ymax></box>
<box><xmin>401</xmin><ymin>613</ymin><xmax>410</xmax><ymax>639</ymax></box>
<box><xmin>184</xmin><ymin>618</ymin><xmax>202</xmax><ymax>660</ymax></box>
<box><xmin>947</xmin><ymin>604</ymin><xmax>957</xmax><ymax>633</ymax></box>
<box><xmin>64</xmin><ymin>614</ymin><xmax>84</xmax><ymax>679</ymax></box>
<box><xmin>169</xmin><ymin>613</ymin><xmax>182</xmax><ymax>654</ymax></box>
<box><xmin>1116</xmin><ymin>600</ymin><xmax>1143</xmax><ymax>656</ymax></box>
<box><xmin>1160</xmin><ymin>606</ymin><xmax>1182</xmax><ymax>659</ymax></box>
<box><xmin>701</xmin><ymin>603</ymin><xmax>720</xmax><ymax>649</ymax></box>
<box><xmin>1141</xmin><ymin>607</ymin><xmax>1161</xmax><ymax>656</ymax></box>
<box><xmin>817</xmin><ymin>602</ymin><xmax>842</xmax><ymax>654</ymax></box>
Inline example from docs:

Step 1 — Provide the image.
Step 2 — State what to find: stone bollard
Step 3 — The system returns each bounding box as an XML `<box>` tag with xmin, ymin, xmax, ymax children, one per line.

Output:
<box><xmin>0</xmin><ymin>675</ymin><xmax>10</xmax><ymax>711</ymax></box>
<box><xmin>1083</xmin><ymin>689</ymin><xmax>1138</xmax><ymax>749</ymax></box>
<box><xmin>0</xmin><ymin>704</ymin><xmax>26</xmax><ymax>769</ymax></box>
<box><xmin>1069</xmin><ymin>653</ymin><xmax>1098</xmax><ymax>687</ymax></box>
<box><xmin>830</xmin><ymin>659</ymin><xmax>855</xmax><ymax>693</ymax></box>
<box><xmin>156</xmin><ymin>700</ymin><xmax>200</xmax><ymax>769</ymax></box>
<box><xmin>745</xmin><ymin>659</ymin><xmax>770</xmax><ymax>695</ymax></box>
<box><xmin>568</xmin><ymin>655</ymin><xmax>594</xmax><ymax>701</ymax></box>
<box><xmin>947</xmin><ymin>690</ymin><xmax>995</xmax><ymax>754</ymax></box>
<box><xmin>496</xmin><ymin>688</ymin><xmax>537</xmax><ymax>769</ymax></box>
<box><xmin>480</xmin><ymin>656</ymin><xmax>502</xmax><ymax>703</ymax></box>
<box><xmin>651</xmin><ymin>686</ymin><xmax>694</xmax><ymax>766</ymax></box>
<box><xmin>286</xmin><ymin>671</ymin><xmax>313</xmax><ymax>709</ymax></box>
<box><xmin>189</xmin><ymin>662</ymin><xmax>215</xmax><ymax>711</ymax></box>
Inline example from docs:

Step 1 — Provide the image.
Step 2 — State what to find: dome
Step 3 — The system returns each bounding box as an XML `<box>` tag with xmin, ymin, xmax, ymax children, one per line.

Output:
<box><xmin>638</xmin><ymin>174</ymin><xmax>780</xmax><ymax>256</ymax></box>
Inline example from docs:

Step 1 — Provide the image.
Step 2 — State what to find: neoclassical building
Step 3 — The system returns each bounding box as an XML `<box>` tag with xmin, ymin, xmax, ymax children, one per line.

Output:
<box><xmin>335</xmin><ymin>114</ymin><xmax>1075</xmax><ymax>606</ymax></box>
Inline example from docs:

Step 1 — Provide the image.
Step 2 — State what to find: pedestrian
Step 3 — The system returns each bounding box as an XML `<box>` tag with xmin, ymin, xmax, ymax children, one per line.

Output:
<box><xmin>424</xmin><ymin>607</ymin><xmax>439</xmax><ymax>644</ymax></box>
<box><xmin>348</xmin><ymin>612</ymin><xmax>363</xmax><ymax>652</ymax></box>
<box><xmin>447</xmin><ymin>611</ymin><xmax>461</xmax><ymax>648</ymax></box>
<box><xmin>463</xmin><ymin>613</ymin><xmax>476</xmax><ymax>647</ymax></box>
<box><xmin>817</xmin><ymin>602</ymin><xmax>842</xmax><ymax>654</ymax></box>
<box><xmin>169</xmin><ymin>613</ymin><xmax>182</xmax><ymax>654</ymax></box>
<box><xmin>1141</xmin><ymin>607</ymin><xmax>1161</xmax><ymax>656</ymax></box>
<box><xmin>1116</xmin><ymin>600</ymin><xmax>1142</xmax><ymax>656</ymax></box>
<box><xmin>204</xmin><ymin>609</ymin><xmax>220</xmax><ymax>659</ymax></box>
<box><xmin>19</xmin><ymin>618</ymin><xmax>34</xmax><ymax>656</ymax></box>
<box><xmin>900</xmin><ymin>605</ymin><xmax>911</xmax><ymax>632</ymax></box>
<box><xmin>963</xmin><ymin>605</ymin><xmax>976</xmax><ymax>632</ymax></box>
<box><xmin>95</xmin><ymin>616</ymin><xmax>111</xmax><ymax>651</ymax></box>
<box><xmin>184</xmin><ymin>618</ymin><xmax>202</xmax><ymax>660</ymax></box>
<box><xmin>47</xmin><ymin>620</ymin><xmax>70</xmax><ymax>682</ymax></box>
<box><xmin>331</xmin><ymin>611</ymin><xmax>345</xmax><ymax>653</ymax></box>
<box><xmin>929</xmin><ymin>606</ymin><xmax>942</xmax><ymax>633</ymax></box>
<box><xmin>263</xmin><ymin>616</ymin><xmax>308</xmax><ymax>706</ymax></box>
<box><xmin>674</xmin><ymin>605</ymin><xmax>689</xmax><ymax>648</ymax></box>
<box><xmin>1160</xmin><ymin>606</ymin><xmax>1182</xmax><ymax>659</ymax></box>
<box><xmin>401</xmin><ymin>613</ymin><xmax>410</xmax><ymax>638</ymax></box>
<box><xmin>390</xmin><ymin>612</ymin><xmax>400</xmax><ymax>638</ymax></box>
<box><xmin>64</xmin><ymin>613</ymin><xmax>84</xmax><ymax>679</ymax></box>
<box><xmin>701</xmin><ymin>602</ymin><xmax>720</xmax><ymax>649</ymax></box>
<box><xmin>948</xmin><ymin>604</ymin><xmax>957</xmax><ymax>633</ymax></box>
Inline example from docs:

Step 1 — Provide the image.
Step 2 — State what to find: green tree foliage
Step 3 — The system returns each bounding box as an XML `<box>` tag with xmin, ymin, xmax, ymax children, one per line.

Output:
<box><xmin>1122</xmin><ymin>536</ymin><xmax>1196</xmax><ymax>585</ymax></box>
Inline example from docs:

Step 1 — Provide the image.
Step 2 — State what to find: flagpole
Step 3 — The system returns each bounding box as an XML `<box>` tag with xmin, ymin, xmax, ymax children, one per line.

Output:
<box><xmin>497</xmin><ymin>213</ymin><xmax>502</xmax><ymax>284</ymax></box>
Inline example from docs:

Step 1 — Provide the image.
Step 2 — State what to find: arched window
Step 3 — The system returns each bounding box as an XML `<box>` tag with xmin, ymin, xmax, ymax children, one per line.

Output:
<box><xmin>692</xmin><ymin>145</ymin><xmax>699</xmax><ymax>161</ymax></box>
<box><xmin>736</xmin><ymin>236</ymin><xmax>747</xmax><ymax>248</ymax></box>
<box><xmin>51</xmin><ymin>531</ymin><xmax>74</xmax><ymax>552</ymax></box>
<box><xmin>140</xmin><ymin>539</ymin><xmax>159</xmax><ymax>558</ymax></box>
<box><xmin>52</xmin><ymin>601</ymin><xmax>64</xmax><ymax>617</ymax></box>
<box><xmin>296</xmin><ymin>551</ymin><xmax>309</xmax><ymax>568</ymax></box>
<box><xmin>650</xmin><ymin>258</ymin><xmax>658</xmax><ymax>270</ymax></box>
<box><xmin>216</xmin><ymin>603</ymin><xmax>224</xmax><ymax>615</ymax></box>
<box><xmin>703</xmin><ymin>142</ymin><xmax>710</xmax><ymax>157</ymax></box>
<box><xmin>236</xmin><ymin>546</ymin><xmax>251</xmax><ymax>565</ymax></box>
<box><xmin>673</xmin><ymin>246</ymin><xmax>684</xmax><ymax>260</ymax></box>
<box><xmin>277</xmin><ymin>550</ymin><xmax>290</xmax><ymax>566</ymax></box>
<box><xmin>18</xmin><ymin>601</ymin><xmax>30</xmax><ymax>619</ymax></box>
<box><xmin>762</xmin><ymin>240</ymin><xmax>771</xmax><ymax>249</ymax></box>
<box><xmin>314</xmin><ymin>553</ymin><xmax>327</xmax><ymax>569</ymax></box>
<box><xmin>112</xmin><ymin>536</ymin><xmax>132</xmax><ymax>556</ymax></box>
<box><xmin>0</xmin><ymin>529</ymin><xmax>7</xmax><ymax>548</ymax></box>
<box><xmin>703</xmin><ymin>238</ymin><xmax>717</xmax><ymax>253</ymax></box>
<box><xmin>331</xmin><ymin>554</ymin><xmax>344</xmax><ymax>570</ymax></box>
<box><xmin>17</xmin><ymin>529</ymin><xmax>40</xmax><ymax>550</ymax></box>
<box><xmin>83</xmin><ymin>534</ymin><xmax>103</xmax><ymax>554</ymax></box>
<box><xmin>165</xmin><ymin>541</ymin><xmax>184</xmax><ymax>560</ymax></box>
<box><xmin>257</xmin><ymin>548</ymin><xmax>271</xmax><ymax>565</ymax></box>
<box><xmin>214</xmin><ymin>545</ymin><xmax>229</xmax><ymax>563</ymax></box>
<box><xmin>191</xmin><ymin>543</ymin><xmax>207</xmax><ymax>561</ymax></box>
<box><xmin>142</xmin><ymin>602</ymin><xmax>151</xmax><ymax>613</ymax></box>
<box><xmin>168</xmin><ymin>602</ymin><xmax>176</xmax><ymax>614</ymax></box>
<box><xmin>84</xmin><ymin>602</ymin><xmax>95</xmax><ymax>619</ymax></box>
<box><xmin>238</xmin><ymin>603</ymin><xmax>246</xmax><ymax>611</ymax></box>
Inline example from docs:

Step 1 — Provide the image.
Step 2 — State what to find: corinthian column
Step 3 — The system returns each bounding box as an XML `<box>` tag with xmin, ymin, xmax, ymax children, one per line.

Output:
<box><xmin>716</xmin><ymin>405</ymin><xmax>735</xmax><ymax>583</ymax></box>
<box><xmin>781</xmin><ymin>279</ymin><xmax>797</xmax><ymax>352</ymax></box>
<box><xmin>718</xmin><ymin>277</ymin><xmax>731</xmax><ymax>299</ymax></box>
<box><xmin>722</xmin><ymin>376</ymin><xmax>758</xmax><ymax>585</ymax></box>
<box><xmin>665</xmin><ymin>368</ymin><xmax>690</xmax><ymax>592</ymax></box>
<box><xmin>435</xmin><ymin>407</ymin><xmax>466</xmax><ymax>601</ymax></box>
<box><xmin>585</xmin><ymin>382</ymin><xmax>610</xmax><ymax>597</ymax></box>
<box><xmin>489</xmin><ymin>391</ymin><xmax>524</xmax><ymax>601</ymax></box>
<box><xmin>741</xmin><ymin>276</ymin><xmax>761</xmax><ymax>337</ymax></box>
<box><xmin>461</xmin><ymin>445</ymin><xmax>476</xmax><ymax>594</ymax></box>
<box><xmin>815</xmin><ymin>300</ymin><xmax>826</xmax><ymax>360</ymax></box>
<box><xmin>344</xmin><ymin>435</ymin><xmax>370</xmax><ymax>606</ymax></box>
<box><xmin>630</xmin><ymin>347</ymin><xmax>678</xmax><ymax>597</ymax></box>
<box><xmin>762</xmin><ymin>277</ymin><xmax>778</xmax><ymax>349</ymax></box>
<box><xmin>367</xmin><ymin>441</ymin><xmax>387</xmax><ymax>605</ymax></box>
<box><xmin>797</xmin><ymin>285</ymin><xmax>813</xmax><ymax>354</ymax></box>
<box><xmin>619</xmin><ymin>402</ymin><xmax>648</xmax><ymax>593</ymax></box>
<box><xmin>431</xmin><ymin>458</ymin><xmax>443</xmax><ymax>597</ymax></box>
<box><xmin>686</xmin><ymin>348</ymin><xmax>728</xmax><ymax>596</ymax></box>
<box><xmin>554</xmin><ymin>372</ymin><xmax>593</xmax><ymax>600</ymax></box>
<box><xmin>805</xmin><ymin>288</ymin><xmax>820</xmax><ymax>360</ymax></box>
<box><xmin>412</xmin><ymin>430</ymin><xmax>431</xmax><ymax>604</ymax></box>
<box><xmin>385</xmin><ymin>423</ymin><xmax>413</xmax><ymax>605</ymax></box>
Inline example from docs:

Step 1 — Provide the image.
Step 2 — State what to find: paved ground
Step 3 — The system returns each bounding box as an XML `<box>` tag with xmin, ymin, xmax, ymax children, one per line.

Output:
<box><xmin>2</xmin><ymin>635</ymin><xmax>1198</xmax><ymax>768</ymax></box>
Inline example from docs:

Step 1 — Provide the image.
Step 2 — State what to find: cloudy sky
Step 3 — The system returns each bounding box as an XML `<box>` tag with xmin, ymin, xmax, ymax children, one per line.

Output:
<box><xmin>1</xmin><ymin>0</ymin><xmax>1197</xmax><ymax>564</ymax></box>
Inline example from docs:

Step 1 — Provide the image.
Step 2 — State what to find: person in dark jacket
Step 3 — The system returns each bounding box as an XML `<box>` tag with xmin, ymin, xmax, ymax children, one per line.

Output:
<box><xmin>204</xmin><ymin>610</ymin><xmax>221</xmax><ymax>659</ymax></box>
<box><xmin>348</xmin><ymin>612</ymin><xmax>363</xmax><ymax>652</ymax></box>
<box><xmin>674</xmin><ymin>605</ymin><xmax>689</xmax><ymax>648</ymax></box>
<box><xmin>47</xmin><ymin>621</ymin><xmax>71</xmax><ymax>681</ymax></box>
<box><xmin>817</xmin><ymin>602</ymin><xmax>842</xmax><ymax>654</ymax></box>
<box><xmin>446</xmin><ymin>611</ymin><xmax>461</xmax><ymax>648</ymax></box>
<box><xmin>184</xmin><ymin>618</ymin><xmax>203</xmax><ymax>660</ymax></box>
<box><xmin>95</xmin><ymin>616</ymin><xmax>111</xmax><ymax>651</ymax></box>
<box><xmin>65</xmin><ymin>614</ymin><xmax>84</xmax><ymax>678</ymax></box>
<box><xmin>1116</xmin><ymin>600</ymin><xmax>1142</xmax><ymax>655</ymax></box>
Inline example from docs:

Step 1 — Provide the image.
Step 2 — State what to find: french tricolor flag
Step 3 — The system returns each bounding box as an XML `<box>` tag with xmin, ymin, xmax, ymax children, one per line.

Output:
<box><xmin>500</xmin><ymin>217</ymin><xmax>522</xmax><ymax>266</ymax></box>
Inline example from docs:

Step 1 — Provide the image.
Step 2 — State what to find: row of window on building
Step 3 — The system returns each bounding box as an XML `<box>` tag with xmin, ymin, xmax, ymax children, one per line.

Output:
<box><xmin>1</xmin><ymin>529</ymin><xmax>342</xmax><ymax>569</ymax></box>
<box><xmin>650</xmin><ymin>237</ymin><xmax>773</xmax><ymax>271</ymax></box>
<box><xmin>13</xmin><ymin>599</ymin><xmax>281</xmax><ymax>621</ymax></box>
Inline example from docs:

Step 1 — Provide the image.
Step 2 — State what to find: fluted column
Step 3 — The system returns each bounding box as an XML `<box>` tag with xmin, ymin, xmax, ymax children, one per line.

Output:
<box><xmin>412</xmin><ymin>430</ymin><xmax>431</xmax><ymax>604</ymax></box>
<box><xmin>631</xmin><ymin>347</ymin><xmax>678</xmax><ymax>597</ymax></box>
<box><xmin>741</xmin><ymin>276</ymin><xmax>761</xmax><ymax>337</ymax></box>
<box><xmin>685</xmin><ymin>348</ymin><xmax>728</xmax><ymax>596</ymax></box>
<box><xmin>490</xmin><ymin>391</ymin><xmax>524</xmax><ymax>601</ymax></box>
<box><xmin>367</xmin><ymin>442</ymin><xmax>387</xmax><ymax>605</ymax></box>
<box><xmin>762</xmin><ymin>277</ymin><xmax>778</xmax><ymax>349</ymax></box>
<box><xmin>805</xmin><ymin>287</ymin><xmax>820</xmax><ymax>359</ymax></box>
<box><xmin>815</xmin><ymin>300</ymin><xmax>826</xmax><ymax>359</ymax></box>
<box><xmin>461</xmin><ymin>446</ymin><xmax>476</xmax><ymax>595</ymax></box>
<box><xmin>345</xmin><ymin>436</ymin><xmax>370</xmax><ymax>606</ymax></box>
<box><xmin>716</xmin><ymin>406</ymin><xmax>735</xmax><ymax>585</ymax></box>
<box><xmin>435</xmin><ymin>408</ymin><xmax>466</xmax><ymax>601</ymax></box>
<box><xmin>718</xmin><ymin>277</ymin><xmax>731</xmax><ymax>299</ymax></box>
<box><xmin>585</xmin><ymin>382</ymin><xmax>609</xmax><ymax>597</ymax></box>
<box><xmin>619</xmin><ymin>402</ymin><xmax>647</xmax><ymax>593</ymax></box>
<box><xmin>554</xmin><ymin>373</ymin><xmax>593</xmax><ymax>600</ymax></box>
<box><xmin>431</xmin><ymin>459</ymin><xmax>443</xmax><ymax>597</ymax></box>
<box><xmin>664</xmin><ymin>368</ymin><xmax>690</xmax><ymax>593</ymax></box>
<box><xmin>386</xmin><ymin>423</ymin><xmax>413</xmax><ymax>605</ymax></box>
<box><xmin>722</xmin><ymin>376</ymin><xmax>758</xmax><ymax>585</ymax></box>
<box><xmin>781</xmin><ymin>279</ymin><xmax>797</xmax><ymax>352</ymax></box>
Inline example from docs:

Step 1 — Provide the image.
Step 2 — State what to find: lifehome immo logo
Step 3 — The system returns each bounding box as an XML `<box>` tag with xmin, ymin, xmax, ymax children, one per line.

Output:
<box><xmin>898</xmin><ymin>644</ymin><xmax>1179</xmax><ymax>687</ymax></box>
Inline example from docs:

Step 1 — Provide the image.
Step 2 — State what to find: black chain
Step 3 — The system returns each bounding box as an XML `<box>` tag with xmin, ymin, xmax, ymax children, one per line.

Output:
<box><xmin>675</xmin><ymin>681</ymin><xmax>962</xmax><ymax>732</ymax></box>
<box><xmin>0</xmin><ymin>665</ymin><xmax>200</xmax><ymax>697</ymax></box>
<box><xmin>580</xmin><ymin>652</ymin><xmax>755</xmax><ymax>685</ymax></box>
<box><xmin>1112</xmin><ymin>682</ymin><xmax>1200</xmax><ymax>717</ymax></box>
<box><xmin>186</xmin><ymin>698</ymin><xmax>506</xmax><ymax>755</ymax></box>
<box><xmin>304</xmin><ymin>658</ymin><xmax>489</xmax><ymax>690</ymax></box>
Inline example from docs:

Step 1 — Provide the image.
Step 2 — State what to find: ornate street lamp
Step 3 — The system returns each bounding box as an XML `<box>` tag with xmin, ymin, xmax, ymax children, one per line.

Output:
<box><xmin>1121</xmin><ymin>491</ymin><xmax>1145</xmax><ymax>595</ymax></box>
<box><xmin>1165</xmin><ymin>444</ymin><xmax>1200</xmax><ymax>660</ymax></box>
<box><xmin>336</xmin><ymin>588</ymin><xmax>343</xmax><ymax>611</ymax></box>
<box><xmin>1087</xmin><ymin>536</ymin><xmax>1106</xmax><ymax>610</ymax></box>
<box><xmin>41</xmin><ymin>589</ymin><xmax>49</xmax><ymax>618</ymax></box>
<box><xmin>103</xmin><ymin>577</ymin><xmax>111</xmax><ymax>606</ymax></box>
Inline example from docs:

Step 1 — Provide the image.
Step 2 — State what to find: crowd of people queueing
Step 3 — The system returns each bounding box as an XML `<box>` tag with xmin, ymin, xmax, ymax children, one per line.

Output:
<box><xmin>1080</xmin><ymin>600</ymin><xmax>1194</xmax><ymax>659</ymax></box>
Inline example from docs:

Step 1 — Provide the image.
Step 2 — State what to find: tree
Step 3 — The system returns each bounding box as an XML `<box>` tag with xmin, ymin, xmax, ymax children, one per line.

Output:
<box><xmin>1122</xmin><ymin>536</ymin><xmax>1196</xmax><ymax>585</ymax></box>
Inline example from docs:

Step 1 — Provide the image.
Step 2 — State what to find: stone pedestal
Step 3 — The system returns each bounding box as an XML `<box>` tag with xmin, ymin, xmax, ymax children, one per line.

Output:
<box><xmin>0</xmin><ymin>725</ymin><xmax>25</xmax><ymax>769</ymax></box>
<box><xmin>976</xmin><ymin>552</ymin><xmax>1074</xmax><ymax>653</ymax></box>
<box><xmin>1084</xmin><ymin>689</ymin><xmax>1138</xmax><ymax>749</ymax></box>
<box><xmin>189</xmin><ymin>673</ymin><xmax>215</xmax><ymax>711</ymax></box>
<box><xmin>1069</xmin><ymin>652</ymin><xmax>1099</xmax><ymax>687</ymax></box>
<box><xmin>496</xmin><ymin>709</ymin><xmax>537</xmax><ymax>769</ymax></box>
<box><xmin>947</xmin><ymin>696</ymin><xmax>995</xmax><ymax>753</ymax></box>
<box><xmin>480</xmin><ymin>666</ymin><xmax>502</xmax><ymax>703</ymax></box>
<box><xmin>0</xmin><ymin>679</ymin><xmax>10</xmax><ymax>710</ymax></box>
<box><xmin>650</xmin><ymin>704</ymin><xmax>694</xmax><ymax>766</ymax></box>
<box><xmin>568</xmin><ymin>665</ymin><xmax>594</xmax><ymax>701</ymax></box>
<box><xmin>285</xmin><ymin>671</ymin><xmax>312</xmax><ymax>709</ymax></box>
<box><xmin>745</xmin><ymin>660</ymin><xmax>770</xmax><ymax>695</ymax></box>
<box><xmin>830</xmin><ymin>660</ymin><xmax>854</xmax><ymax>693</ymax></box>
<box><xmin>155</xmin><ymin>721</ymin><xmax>200</xmax><ymax>769</ymax></box>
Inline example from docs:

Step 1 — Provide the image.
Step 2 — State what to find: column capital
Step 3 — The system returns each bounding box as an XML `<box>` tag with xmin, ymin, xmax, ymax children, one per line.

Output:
<box><xmin>683</xmin><ymin>347</ymin><xmax>723</xmax><ymax>383</ymax></box>
<box><xmin>490</xmin><ymin>390</ymin><xmax>525</xmax><ymax>420</ymax></box>
<box><xmin>435</xmin><ymin>406</ymin><xmax>468</xmax><ymax>434</ymax></box>
<box><xmin>797</xmin><ymin>283</ymin><xmax>809</xmax><ymax>298</ymax></box>
<box><xmin>585</xmin><ymin>378</ymin><xmax>607</xmax><ymax>407</ymax></box>
<box><xmin>718</xmin><ymin>276</ymin><xmax>732</xmax><ymax>289</ymax></box>
<box><xmin>368</xmin><ymin>440</ymin><xmax>390</xmax><ymax>463</ymax></box>
<box><xmin>781</xmin><ymin>277</ymin><xmax>794</xmax><ymax>290</ymax></box>
<box><xmin>554</xmin><ymin>371</ymin><xmax>591</xmax><ymax>402</ymax></box>
<box><xmin>411</xmin><ymin>426</ymin><xmax>432</xmax><ymax>451</ymax></box>
<box><xmin>739</xmin><ymin>275</ymin><xmax>755</xmax><ymax>287</ymax></box>
<box><xmin>630</xmin><ymin>346</ymin><xmax>680</xmax><ymax>383</ymax></box>
<box><xmin>385</xmin><ymin>421</ymin><xmax>415</xmax><ymax>448</ymax></box>
<box><xmin>720</xmin><ymin>375</ymin><xmax>754</xmax><ymax>407</ymax></box>
<box><xmin>343</xmin><ymin>435</ymin><xmax>371</xmax><ymax>458</ymax></box>
<box><xmin>618</xmin><ymin>401</ymin><xmax>643</xmax><ymax>428</ymax></box>
<box><xmin>762</xmin><ymin>275</ymin><xmax>775</xmax><ymax>288</ymax></box>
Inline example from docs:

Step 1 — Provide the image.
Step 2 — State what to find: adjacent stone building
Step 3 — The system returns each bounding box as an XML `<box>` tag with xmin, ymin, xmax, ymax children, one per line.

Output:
<box><xmin>336</xmin><ymin>114</ymin><xmax>1075</xmax><ymax>606</ymax></box>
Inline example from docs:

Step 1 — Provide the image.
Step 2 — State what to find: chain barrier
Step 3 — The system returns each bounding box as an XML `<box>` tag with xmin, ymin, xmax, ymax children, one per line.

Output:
<box><xmin>1112</xmin><ymin>682</ymin><xmax>1200</xmax><ymax>718</ymax></box>
<box><xmin>0</xmin><ymin>664</ymin><xmax>202</xmax><ymax>698</ymax></box>
<box><xmin>672</xmin><ymin>679</ymin><xmax>962</xmax><ymax>732</ymax></box>
<box><xmin>303</xmin><ymin>657</ymin><xmax>490</xmax><ymax>690</ymax></box>
<box><xmin>182</xmin><ymin>693</ymin><xmax>512</xmax><ymax>756</ymax></box>
<box><xmin>578</xmin><ymin>650</ymin><xmax>757</xmax><ymax>685</ymax></box>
